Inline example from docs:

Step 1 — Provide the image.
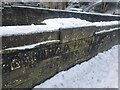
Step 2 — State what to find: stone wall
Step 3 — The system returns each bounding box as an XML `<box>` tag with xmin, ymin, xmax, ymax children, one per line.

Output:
<box><xmin>2</xmin><ymin>6</ymin><xmax>120</xmax><ymax>26</ymax></box>
<box><xmin>1</xmin><ymin>6</ymin><xmax>120</xmax><ymax>89</ymax></box>
<box><xmin>2</xmin><ymin>31</ymin><xmax>59</xmax><ymax>49</ymax></box>
<box><xmin>1</xmin><ymin>24</ymin><xmax>119</xmax><ymax>88</ymax></box>
<box><xmin>2</xmin><ymin>24</ymin><xmax>119</xmax><ymax>49</ymax></box>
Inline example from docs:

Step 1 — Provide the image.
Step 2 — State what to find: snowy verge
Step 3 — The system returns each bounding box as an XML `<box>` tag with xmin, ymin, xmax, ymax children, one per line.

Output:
<box><xmin>34</xmin><ymin>45</ymin><xmax>119</xmax><ymax>88</ymax></box>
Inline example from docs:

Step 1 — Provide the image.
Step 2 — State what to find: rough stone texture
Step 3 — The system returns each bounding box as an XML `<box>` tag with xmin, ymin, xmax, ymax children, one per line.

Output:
<box><xmin>2</xmin><ymin>37</ymin><xmax>92</xmax><ymax>88</ymax></box>
<box><xmin>2</xmin><ymin>31</ymin><xmax>59</xmax><ymax>49</ymax></box>
<box><xmin>2</xmin><ymin>6</ymin><xmax>120</xmax><ymax>26</ymax></box>
<box><xmin>1</xmin><ymin>6</ymin><xmax>120</xmax><ymax>89</ymax></box>
<box><xmin>1</xmin><ymin>26</ymin><xmax>119</xmax><ymax>89</ymax></box>
<box><xmin>2</xmin><ymin>25</ymin><xmax>118</xmax><ymax>49</ymax></box>
<box><xmin>89</xmin><ymin>29</ymin><xmax>119</xmax><ymax>58</ymax></box>
<box><xmin>60</xmin><ymin>26</ymin><xmax>97</xmax><ymax>43</ymax></box>
<box><xmin>98</xmin><ymin>24</ymin><xmax>119</xmax><ymax>31</ymax></box>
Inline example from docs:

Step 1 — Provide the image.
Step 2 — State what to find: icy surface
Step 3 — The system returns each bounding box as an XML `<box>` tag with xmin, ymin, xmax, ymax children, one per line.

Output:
<box><xmin>5</xmin><ymin>40</ymin><xmax>60</xmax><ymax>50</ymax></box>
<box><xmin>0</xmin><ymin>18</ymin><xmax>119</xmax><ymax>36</ymax></box>
<box><xmin>34</xmin><ymin>45</ymin><xmax>119</xmax><ymax>88</ymax></box>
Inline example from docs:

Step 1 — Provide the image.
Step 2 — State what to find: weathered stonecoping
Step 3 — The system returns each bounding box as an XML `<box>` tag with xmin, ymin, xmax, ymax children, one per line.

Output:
<box><xmin>2</xmin><ymin>5</ymin><xmax>120</xmax><ymax>26</ymax></box>
<box><xmin>1</xmin><ymin>26</ymin><xmax>119</xmax><ymax>54</ymax></box>
<box><xmin>1</xmin><ymin>22</ymin><xmax>119</xmax><ymax>49</ymax></box>
<box><xmin>1</xmin><ymin>23</ymin><xmax>119</xmax><ymax>88</ymax></box>
<box><xmin>2</xmin><ymin>40</ymin><xmax>60</xmax><ymax>54</ymax></box>
<box><xmin>4</xmin><ymin>5</ymin><xmax>120</xmax><ymax>17</ymax></box>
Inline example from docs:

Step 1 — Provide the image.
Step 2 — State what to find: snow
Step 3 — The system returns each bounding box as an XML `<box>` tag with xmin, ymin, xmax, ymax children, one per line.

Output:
<box><xmin>33</xmin><ymin>45</ymin><xmax>119</xmax><ymax>88</ymax></box>
<box><xmin>0</xmin><ymin>25</ymin><xmax>59</xmax><ymax>36</ymax></box>
<box><xmin>93</xmin><ymin>21</ymin><xmax>119</xmax><ymax>27</ymax></box>
<box><xmin>42</xmin><ymin>18</ymin><xmax>119</xmax><ymax>28</ymax></box>
<box><xmin>0</xmin><ymin>18</ymin><xmax>119</xmax><ymax>36</ymax></box>
<box><xmin>5</xmin><ymin>40</ymin><xmax>60</xmax><ymax>50</ymax></box>
<box><xmin>66</xmin><ymin>8</ymin><xmax>83</xmax><ymax>12</ymax></box>
<box><xmin>95</xmin><ymin>27</ymin><xmax>119</xmax><ymax>34</ymax></box>
<box><xmin>41</xmin><ymin>18</ymin><xmax>94</xmax><ymax>29</ymax></box>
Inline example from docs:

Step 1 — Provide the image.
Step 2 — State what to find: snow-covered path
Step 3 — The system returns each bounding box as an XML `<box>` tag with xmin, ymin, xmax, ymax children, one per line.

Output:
<box><xmin>34</xmin><ymin>45</ymin><xmax>119</xmax><ymax>88</ymax></box>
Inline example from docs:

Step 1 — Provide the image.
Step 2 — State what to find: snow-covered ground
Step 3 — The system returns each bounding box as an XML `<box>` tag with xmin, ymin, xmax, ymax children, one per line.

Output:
<box><xmin>0</xmin><ymin>18</ymin><xmax>119</xmax><ymax>36</ymax></box>
<box><xmin>34</xmin><ymin>45</ymin><xmax>119</xmax><ymax>88</ymax></box>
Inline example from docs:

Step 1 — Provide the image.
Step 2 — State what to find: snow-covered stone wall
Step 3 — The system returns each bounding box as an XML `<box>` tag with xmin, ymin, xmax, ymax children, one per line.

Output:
<box><xmin>1</xmin><ymin>23</ymin><xmax>119</xmax><ymax>88</ymax></box>
<box><xmin>2</xmin><ymin>6</ymin><xmax>120</xmax><ymax>26</ymax></box>
<box><xmin>1</xmin><ymin>23</ymin><xmax>119</xmax><ymax>49</ymax></box>
<box><xmin>1</xmin><ymin>5</ymin><xmax>120</xmax><ymax>89</ymax></box>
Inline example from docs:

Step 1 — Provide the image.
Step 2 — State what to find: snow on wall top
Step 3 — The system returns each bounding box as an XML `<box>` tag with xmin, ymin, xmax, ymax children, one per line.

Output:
<box><xmin>0</xmin><ymin>18</ymin><xmax>119</xmax><ymax>36</ymax></box>
<box><xmin>93</xmin><ymin>21</ymin><xmax>118</xmax><ymax>27</ymax></box>
<box><xmin>0</xmin><ymin>24</ymin><xmax>59</xmax><ymax>36</ymax></box>
<box><xmin>42</xmin><ymin>18</ymin><xmax>119</xmax><ymax>27</ymax></box>
<box><xmin>41</xmin><ymin>18</ymin><xmax>94</xmax><ymax>29</ymax></box>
